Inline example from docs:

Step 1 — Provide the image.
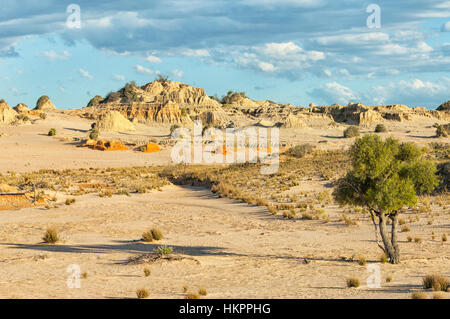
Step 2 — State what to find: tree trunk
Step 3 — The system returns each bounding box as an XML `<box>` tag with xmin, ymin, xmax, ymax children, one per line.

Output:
<box><xmin>389</xmin><ymin>214</ymin><xmax>400</xmax><ymax>264</ymax></box>
<box><xmin>378</xmin><ymin>213</ymin><xmax>398</xmax><ymax>264</ymax></box>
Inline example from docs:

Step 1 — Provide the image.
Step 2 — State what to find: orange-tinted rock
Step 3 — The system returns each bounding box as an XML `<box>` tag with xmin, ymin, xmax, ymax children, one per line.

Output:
<box><xmin>143</xmin><ymin>143</ymin><xmax>161</xmax><ymax>153</ymax></box>
<box><xmin>93</xmin><ymin>140</ymin><xmax>128</xmax><ymax>151</ymax></box>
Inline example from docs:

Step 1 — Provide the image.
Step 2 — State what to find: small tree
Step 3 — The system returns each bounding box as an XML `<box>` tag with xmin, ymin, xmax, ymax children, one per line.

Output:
<box><xmin>333</xmin><ymin>135</ymin><xmax>438</xmax><ymax>264</ymax></box>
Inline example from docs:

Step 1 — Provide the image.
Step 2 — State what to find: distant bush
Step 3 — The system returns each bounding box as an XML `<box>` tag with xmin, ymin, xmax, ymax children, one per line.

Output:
<box><xmin>423</xmin><ymin>274</ymin><xmax>449</xmax><ymax>292</ymax></box>
<box><xmin>89</xmin><ymin>129</ymin><xmax>99</xmax><ymax>140</ymax></box>
<box><xmin>136</xmin><ymin>288</ymin><xmax>149</xmax><ymax>299</ymax></box>
<box><xmin>42</xmin><ymin>227</ymin><xmax>59</xmax><ymax>244</ymax></box>
<box><xmin>411</xmin><ymin>291</ymin><xmax>427</xmax><ymax>299</ymax></box>
<box><xmin>435</xmin><ymin>123</ymin><xmax>450</xmax><ymax>137</ymax></box>
<box><xmin>87</xmin><ymin>95</ymin><xmax>104</xmax><ymax>107</ymax></box>
<box><xmin>343</xmin><ymin>126</ymin><xmax>360</xmax><ymax>138</ymax></box>
<box><xmin>287</xmin><ymin>144</ymin><xmax>315</xmax><ymax>158</ymax></box>
<box><xmin>39</xmin><ymin>113</ymin><xmax>47</xmax><ymax>120</ymax></box>
<box><xmin>346</xmin><ymin>277</ymin><xmax>360</xmax><ymax>288</ymax></box>
<box><xmin>48</xmin><ymin>128</ymin><xmax>56</xmax><ymax>136</ymax></box>
<box><xmin>374</xmin><ymin>124</ymin><xmax>387</xmax><ymax>133</ymax></box>
<box><xmin>170</xmin><ymin>124</ymin><xmax>181</xmax><ymax>135</ymax></box>
<box><xmin>156</xmin><ymin>245</ymin><xmax>173</xmax><ymax>255</ymax></box>
<box><xmin>150</xmin><ymin>228</ymin><xmax>163</xmax><ymax>241</ymax></box>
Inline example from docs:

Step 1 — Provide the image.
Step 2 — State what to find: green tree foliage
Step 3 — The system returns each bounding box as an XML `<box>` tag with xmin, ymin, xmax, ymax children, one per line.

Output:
<box><xmin>333</xmin><ymin>135</ymin><xmax>439</xmax><ymax>263</ymax></box>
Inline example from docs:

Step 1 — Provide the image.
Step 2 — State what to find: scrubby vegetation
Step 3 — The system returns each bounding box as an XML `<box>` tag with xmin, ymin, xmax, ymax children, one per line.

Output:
<box><xmin>343</xmin><ymin>126</ymin><xmax>360</xmax><ymax>138</ymax></box>
<box><xmin>48</xmin><ymin>128</ymin><xmax>56</xmax><ymax>136</ymax></box>
<box><xmin>42</xmin><ymin>227</ymin><xmax>59</xmax><ymax>244</ymax></box>
<box><xmin>375</xmin><ymin>124</ymin><xmax>387</xmax><ymax>133</ymax></box>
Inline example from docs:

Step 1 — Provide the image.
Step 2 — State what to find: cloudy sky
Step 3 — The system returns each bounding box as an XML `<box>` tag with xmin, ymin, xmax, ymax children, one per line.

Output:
<box><xmin>1</xmin><ymin>0</ymin><xmax>449</xmax><ymax>109</ymax></box>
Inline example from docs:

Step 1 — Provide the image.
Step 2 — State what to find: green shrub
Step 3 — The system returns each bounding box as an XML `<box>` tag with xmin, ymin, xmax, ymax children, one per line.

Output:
<box><xmin>343</xmin><ymin>126</ymin><xmax>360</xmax><ymax>138</ymax></box>
<box><xmin>89</xmin><ymin>129</ymin><xmax>99</xmax><ymax>140</ymax></box>
<box><xmin>374</xmin><ymin>124</ymin><xmax>387</xmax><ymax>133</ymax></box>
<box><xmin>287</xmin><ymin>144</ymin><xmax>315</xmax><ymax>158</ymax></box>
<box><xmin>436</xmin><ymin>124</ymin><xmax>450</xmax><ymax>137</ymax></box>
<box><xmin>156</xmin><ymin>245</ymin><xmax>173</xmax><ymax>255</ymax></box>
<box><xmin>48</xmin><ymin>128</ymin><xmax>56</xmax><ymax>136</ymax></box>
<box><xmin>150</xmin><ymin>228</ymin><xmax>163</xmax><ymax>241</ymax></box>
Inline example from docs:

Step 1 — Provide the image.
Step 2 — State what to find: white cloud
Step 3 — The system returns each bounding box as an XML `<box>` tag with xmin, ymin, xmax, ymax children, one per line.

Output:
<box><xmin>38</xmin><ymin>50</ymin><xmax>71</xmax><ymax>60</ymax></box>
<box><xmin>146</xmin><ymin>55</ymin><xmax>162</xmax><ymax>63</ymax></box>
<box><xmin>171</xmin><ymin>69</ymin><xmax>183</xmax><ymax>78</ymax></box>
<box><xmin>441</xmin><ymin>21</ymin><xmax>450</xmax><ymax>32</ymax></box>
<box><xmin>79</xmin><ymin>69</ymin><xmax>93</xmax><ymax>79</ymax></box>
<box><xmin>113</xmin><ymin>74</ymin><xmax>125</xmax><ymax>81</ymax></box>
<box><xmin>135</xmin><ymin>64</ymin><xmax>158</xmax><ymax>75</ymax></box>
<box><xmin>183</xmin><ymin>49</ymin><xmax>210</xmax><ymax>57</ymax></box>
<box><xmin>258</xmin><ymin>62</ymin><xmax>276</xmax><ymax>72</ymax></box>
<box><xmin>309</xmin><ymin>82</ymin><xmax>359</xmax><ymax>105</ymax></box>
<box><xmin>262</xmin><ymin>42</ymin><xmax>303</xmax><ymax>57</ymax></box>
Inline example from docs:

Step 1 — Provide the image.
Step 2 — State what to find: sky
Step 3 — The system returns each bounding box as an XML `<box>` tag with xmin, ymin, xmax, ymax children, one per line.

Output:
<box><xmin>0</xmin><ymin>0</ymin><xmax>449</xmax><ymax>109</ymax></box>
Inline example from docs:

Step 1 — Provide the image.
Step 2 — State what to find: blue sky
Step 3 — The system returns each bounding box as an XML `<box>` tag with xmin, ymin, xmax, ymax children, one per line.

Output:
<box><xmin>0</xmin><ymin>0</ymin><xmax>449</xmax><ymax>109</ymax></box>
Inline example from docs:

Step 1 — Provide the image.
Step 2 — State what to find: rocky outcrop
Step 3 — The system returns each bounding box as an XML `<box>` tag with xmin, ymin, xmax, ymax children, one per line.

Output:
<box><xmin>83</xmin><ymin>81</ymin><xmax>222</xmax><ymax>125</ymax></box>
<box><xmin>96</xmin><ymin>111</ymin><xmax>135</xmax><ymax>132</ymax></box>
<box><xmin>35</xmin><ymin>96</ymin><xmax>56</xmax><ymax>111</ymax></box>
<box><xmin>437</xmin><ymin>101</ymin><xmax>450</xmax><ymax>111</ymax></box>
<box><xmin>13</xmin><ymin>103</ymin><xmax>29</xmax><ymax>114</ymax></box>
<box><xmin>0</xmin><ymin>100</ymin><xmax>18</xmax><ymax>124</ymax></box>
<box><xmin>282</xmin><ymin>113</ymin><xmax>306</xmax><ymax>128</ymax></box>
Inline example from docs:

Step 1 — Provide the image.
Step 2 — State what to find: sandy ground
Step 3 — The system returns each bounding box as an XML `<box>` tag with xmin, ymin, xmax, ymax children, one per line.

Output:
<box><xmin>0</xmin><ymin>111</ymin><xmax>447</xmax><ymax>173</ymax></box>
<box><xmin>0</xmin><ymin>111</ymin><xmax>448</xmax><ymax>299</ymax></box>
<box><xmin>0</xmin><ymin>185</ymin><xmax>448</xmax><ymax>299</ymax></box>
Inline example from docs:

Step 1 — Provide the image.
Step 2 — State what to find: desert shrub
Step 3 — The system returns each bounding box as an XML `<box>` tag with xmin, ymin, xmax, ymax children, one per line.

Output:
<box><xmin>436</xmin><ymin>161</ymin><xmax>450</xmax><ymax>192</ymax></box>
<box><xmin>141</xmin><ymin>231</ymin><xmax>154</xmax><ymax>242</ymax></box>
<box><xmin>287</xmin><ymin>144</ymin><xmax>315</xmax><ymax>158</ymax></box>
<box><xmin>357</xmin><ymin>256</ymin><xmax>366</xmax><ymax>266</ymax></box>
<box><xmin>39</xmin><ymin>112</ymin><xmax>47</xmax><ymax>120</ymax></box>
<box><xmin>198</xmin><ymin>288</ymin><xmax>207</xmax><ymax>296</ymax></box>
<box><xmin>87</xmin><ymin>95</ymin><xmax>104</xmax><ymax>107</ymax></box>
<box><xmin>81</xmin><ymin>272</ymin><xmax>88</xmax><ymax>279</ymax></box>
<box><xmin>156</xmin><ymin>74</ymin><xmax>169</xmax><ymax>84</ymax></box>
<box><xmin>401</xmin><ymin>225</ymin><xmax>410</xmax><ymax>232</ymax></box>
<box><xmin>185</xmin><ymin>292</ymin><xmax>201</xmax><ymax>299</ymax></box>
<box><xmin>65</xmin><ymin>198</ymin><xmax>76</xmax><ymax>205</ymax></box>
<box><xmin>156</xmin><ymin>245</ymin><xmax>173</xmax><ymax>255</ymax></box>
<box><xmin>374</xmin><ymin>124</ymin><xmax>387</xmax><ymax>133</ymax></box>
<box><xmin>136</xmin><ymin>288</ymin><xmax>149</xmax><ymax>299</ymax></box>
<box><xmin>343</xmin><ymin>126</ymin><xmax>360</xmax><ymax>138</ymax></box>
<box><xmin>346</xmin><ymin>278</ymin><xmax>360</xmax><ymax>288</ymax></box>
<box><xmin>144</xmin><ymin>268</ymin><xmax>151</xmax><ymax>277</ymax></box>
<box><xmin>423</xmin><ymin>274</ymin><xmax>449</xmax><ymax>291</ymax></box>
<box><xmin>432</xmin><ymin>292</ymin><xmax>444</xmax><ymax>299</ymax></box>
<box><xmin>435</xmin><ymin>124</ymin><xmax>450</xmax><ymax>137</ymax></box>
<box><xmin>386</xmin><ymin>275</ymin><xmax>392</xmax><ymax>283</ymax></box>
<box><xmin>170</xmin><ymin>124</ymin><xmax>181</xmax><ymax>135</ymax></box>
<box><xmin>150</xmin><ymin>228</ymin><xmax>163</xmax><ymax>241</ymax></box>
<box><xmin>48</xmin><ymin>128</ymin><xmax>56</xmax><ymax>136</ymax></box>
<box><xmin>411</xmin><ymin>291</ymin><xmax>427</xmax><ymax>299</ymax></box>
<box><xmin>443</xmin><ymin>234</ymin><xmax>448</xmax><ymax>242</ymax></box>
<box><xmin>42</xmin><ymin>227</ymin><xmax>59</xmax><ymax>244</ymax></box>
<box><xmin>89</xmin><ymin>129</ymin><xmax>99</xmax><ymax>140</ymax></box>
